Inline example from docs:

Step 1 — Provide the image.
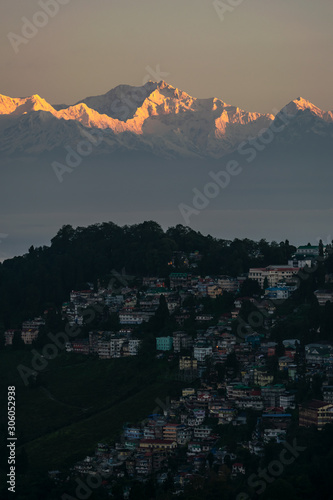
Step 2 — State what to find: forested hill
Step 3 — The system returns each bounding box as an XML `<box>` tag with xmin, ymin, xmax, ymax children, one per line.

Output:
<box><xmin>0</xmin><ymin>221</ymin><xmax>296</xmax><ymax>328</ymax></box>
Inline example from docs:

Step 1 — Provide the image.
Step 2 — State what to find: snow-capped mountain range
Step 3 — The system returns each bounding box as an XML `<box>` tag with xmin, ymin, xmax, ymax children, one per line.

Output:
<box><xmin>0</xmin><ymin>81</ymin><xmax>332</xmax><ymax>158</ymax></box>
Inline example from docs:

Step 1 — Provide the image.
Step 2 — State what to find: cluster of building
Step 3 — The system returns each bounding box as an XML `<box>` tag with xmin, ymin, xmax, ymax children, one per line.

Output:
<box><xmin>69</xmin><ymin>322</ymin><xmax>333</xmax><ymax>492</ymax></box>
<box><xmin>71</xmin><ymin>385</ymin><xmax>231</xmax><ymax>490</ymax></box>
<box><xmin>46</xmin><ymin>242</ymin><xmax>333</xmax><ymax>494</ymax></box>
<box><xmin>66</xmin><ymin>330</ymin><xmax>142</xmax><ymax>358</ymax></box>
<box><xmin>4</xmin><ymin>317</ymin><xmax>45</xmax><ymax>345</ymax></box>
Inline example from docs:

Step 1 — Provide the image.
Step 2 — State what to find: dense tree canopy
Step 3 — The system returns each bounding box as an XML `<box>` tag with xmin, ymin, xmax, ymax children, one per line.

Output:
<box><xmin>0</xmin><ymin>221</ymin><xmax>296</xmax><ymax>328</ymax></box>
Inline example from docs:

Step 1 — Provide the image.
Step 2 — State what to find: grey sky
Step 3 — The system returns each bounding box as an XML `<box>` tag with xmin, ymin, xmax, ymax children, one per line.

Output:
<box><xmin>1</xmin><ymin>0</ymin><xmax>333</xmax><ymax>260</ymax></box>
<box><xmin>1</xmin><ymin>0</ymin><xmax>333</xmax><ymax>113</ymax></box>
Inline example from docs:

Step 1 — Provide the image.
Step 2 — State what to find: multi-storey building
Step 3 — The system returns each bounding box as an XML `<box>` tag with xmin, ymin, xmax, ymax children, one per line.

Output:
<box><xmin>260</xmin><ymin>384</ymin><xmax>285</xmax><ymax>407</ymax></box>
<box><xmin>226</xmin><ymin>384</ymin><xmax>252</xmax><ymax>400</ymax></box>
<box><xmin>280</xmin><ymin>392</ymin><xmax>296</xmax><ymax>409</ymax></box>
<box><xmin>156</xmin><ymin>336</ymin><xmax>173</xmax><ymax>351</ymax></box>
<box><xmin>217</xmin><ymin>276</ymin><xmax>239</xmax><ymax>293</ymax></box>
<box><xmin>323</xmin><ymin>386</ymin><xmax>333</xmax><ymax>404</ymax></box>
<box><xmin>72</xmin><ymin>339</ymin><xmax>90</xmax><ymax>355</ymax></box>
<box><xmin>179</xmin><ymin>357</ymin><xmax>198</xmax><ymax>371</ymax></box>
<box><xmin>177</xmin><ymin>427</ymin><xmax>192</xmax><ymax>445</ymax></box>
<box><xmin>182</xmin><ymin>387</ymin><xmax>196</xmax><ymax>397</ymax></box>
<box><xmin>97</xmin><ymin>340</ymin><xmax>111</xmax><ymax>359</ymax></box>
<box><xmin>193</xmin><ymin>426</ymin><xmax>212</xmax><ymax>439</ymax></box>
<box><xmin>254</xmin><ymin>368</ymin><xmax>274</xmax><ymax>387</ymax></box>
<box><xmin>124</xmin><ymin>426</ymin><xmax>143</xmax><ymax>440</ymax></box>
<box><xmin>249</xmin><ymin>266</ymin><xmax>300</xmax><ymax>288</ymax></box>
<box><xmin>163</xmin><ymin>423</ymin><xmax>182</xmax><ymax>441</ymax></box>
<box><xmin>193</xmin><ymin>345</ymin><xmax>213</xmax><ymax>362</ymax></box>
<box><xmin>299</xmin><ymin>400</ymin><xmax>333</xmax><ymax>430</ymax></box>
<box><xmin>119</xmin><ymin>310</ymin><xmax>144</xmax><ymax>325</ymax></box>
<box><xmin>264</xmin><ymin>287</ymin><xmax>293</xmax><ymax>300</ymax></box>
<box><xmin>173</xmin><ymin>332</ymin><xmax>193</xmax><ymax>353</ymax></box>
<box><xmin>314</xmin><ymin>290</ymin><xmax>333</xmax><ymax>306</ymax></box>
<box><xmin>294</xmin><ymin>245</ymin><xmax>319</xmax><ymax>258</ymax></box>
<box><xmin>135</xmin><ymin>453</ymin><xmax>152</xmax><ymax>475</ymax></box>
<box><xmin>128</xmin><ymin>338</ymin><xmax>141</xmax><ymax>356</ymax></box>
<box><xmin>139</xmin><ymin>439</ymin><xmax>177</xmax><ymax>451</ymax></box>
<box><xmin>207</xmin><ymin>285</ymin><xmax>223</xmax><ymax>298</ymax></box>
<box><xmin>169</xmin><ymin>273</ymin><xmax>190</xmax><ymax>289</ymax></box>
<box><xmin>110</xmin><ymin>338</ymin><xmax>126</xmax><ymax>357</ymax></box>
<box><xmin>22</xmin><ymin>317</ymin><xmax>45</xmax><ymax>329</ymax></box>
<box><xmin>21</xmin><ymin>329</ymin><xmax>39</xmax><ymax>344</ymax></box>
<box><xmin>4</xmin><ymin>330</ymin><xmax>15</xmax><ymax>345</ymax></box>
<box><xmin>305</xmin><ymin>343</ymin><xmax>333</xmax><ymax>365</ymax></box>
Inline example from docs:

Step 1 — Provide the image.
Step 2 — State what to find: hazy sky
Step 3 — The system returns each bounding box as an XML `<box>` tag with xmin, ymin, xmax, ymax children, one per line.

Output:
<box><xmin>1</xmin><ymin>0</ymin><xmax>333</xmax><ymax>113</ymax></box>
<box><xmin>1</xmin><ymin>0</ymin><xmax>333</xmax><ymax>260</ymax></box>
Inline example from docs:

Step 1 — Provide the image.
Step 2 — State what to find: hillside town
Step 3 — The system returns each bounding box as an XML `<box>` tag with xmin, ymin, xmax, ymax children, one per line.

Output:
<box><xmin>6</xmin><ymin>242</ymin><xmax>333</xmax><ymax>496</ymax></box>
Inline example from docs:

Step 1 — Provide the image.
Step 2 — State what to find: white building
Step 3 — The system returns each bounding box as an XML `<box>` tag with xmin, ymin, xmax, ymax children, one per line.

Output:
<box><xmin>128</xmin><ymin>339</ymin><xmax>141</xmax><ymax>356</ymax></box>
<box><xmin>249</xmin><ymin>266</ymin><xmax>300</xmax><ymax>288</ymax></box>
<box><xmin>119</xmin><ymin>311</ymin><xmax>144</xmax><ymax>325</ymax></box>
<box><xmin>280</xmin><ymin>393</ymin><xmax>296</xmax><ymax>409</ymax></box>
<box><xmin>193</xmin><ymin>346</ymin><xmax>213</xmax><ymax>362</ymax></box>
<box><xmin>264</xmin><ymin>286</ymin><xmax>293</xmax><ymax>300</ymax></box>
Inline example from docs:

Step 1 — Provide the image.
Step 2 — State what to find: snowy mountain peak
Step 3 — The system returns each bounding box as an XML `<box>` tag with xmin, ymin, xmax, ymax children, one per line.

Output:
<box><xmin>154</xmin><ymin>80</ymin><xmax>192</xmax><ymax>100</ymax></box>
<box><xmin>281</xmin><ymin>97</ymin><xmax>333</xmax><ymax>122</ymax></box>
<box><xmin>0</xmin><ymin>84</ymin><xmax>332</xmax><ymax>158</ymax></box>
<box><xmin>0</xmin><ymin>93</ymin><xmax>57</xmax><ymax>116</ymax></box>
<box><xmin>157</xmin><ymin>80</ymin><xmax>168</xmax><ymax>88</ymax></box>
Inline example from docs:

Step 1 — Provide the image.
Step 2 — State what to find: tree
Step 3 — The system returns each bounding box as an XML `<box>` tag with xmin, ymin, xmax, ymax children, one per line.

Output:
<box><xmin>239</xmin><ymin>278</ymin><xmax>262</xmax><ymax>297</ymax></box>
<box><xmin>151</xmin><ymin>294</ymin><xmax>170</xmax><ymax>334</ymax></box>
<box><xmin>129</xmin><ymin>481</ymin><xmax>145</xmax><ymax>499</ymax></box>
<box><xmin>207</xmin><ymin>452</ymin><xmax>214</xmax><ymax>469</ymax></box>
<box><xmin>111</xmin><ymin>483</ymin><xmax>124</xmax><ymax>500</ymax></box>
<box><xmin>12</xmin><ymin>331</ymin><xmax>25</xmax><ymax>350</ymax></box>
<box><xmin>276</xmin><ymin>338</ymin><xmax>285</xmax><ymax>357</ymax></box>
<box><xmin>225</xmin><ymin>351</ymin><xmax>239</xmax><ymax>376</ymax></box>
<box><xmin>311</xmin><ymin>374</ymin><xmax>323</xmax><ymax>400</ymax></box>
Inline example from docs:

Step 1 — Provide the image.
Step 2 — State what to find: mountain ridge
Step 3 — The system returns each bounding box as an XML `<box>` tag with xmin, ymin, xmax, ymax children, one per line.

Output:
<box><xmin>0</xmin><ymin>81</ymin><xmax>332</xmax><ymax>158</ymax></box>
